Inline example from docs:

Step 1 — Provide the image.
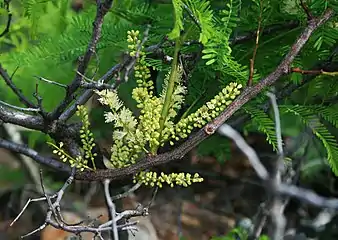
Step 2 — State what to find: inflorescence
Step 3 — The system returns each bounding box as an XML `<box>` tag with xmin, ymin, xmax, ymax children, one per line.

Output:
<box><xmin>50</xmin><ymin>29</ymin><xmax>243</xmax><ymax>187</ymax></box>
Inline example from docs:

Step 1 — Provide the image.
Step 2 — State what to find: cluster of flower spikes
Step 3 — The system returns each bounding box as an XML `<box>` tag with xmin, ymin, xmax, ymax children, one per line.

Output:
<box><xmin>95</xmin><ymin>89</ymin><xmax>146</xmax><ymax>168</ymax></box>
<box><xmin>134</xmin><ymin>171</ymin><xmax>203</xmax><ymax>188</ymax></box>
<box><xmin>169</xmin><ymin>82</ymin><xmax>243</xmax><ymax>145</ymax></box>
<box><xmin>126</xmin><ymin>30</ymin><xmax>203</xmax><ymax>187</ymax></box>
<box><xmin>128</xmin><ymin>29</ymin><xmax>167</xmax><ymax>153</ymax></box>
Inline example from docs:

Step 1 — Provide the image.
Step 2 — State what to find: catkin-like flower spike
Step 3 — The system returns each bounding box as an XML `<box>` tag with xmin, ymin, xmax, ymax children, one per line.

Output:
<box><xmin>47</xmin><ymin>141</ymin><xmax>91</xmax><ymax>171</ymax></box>
<box><xmin>134</xmin><ymin>171</ymin><xmax>203</xmax><ymax>187</ymax></box>
<box><xmin>170</xmin><ymin>82</ymin><xmax>242</xmax><ymax>144</ymax></box>
<box><xmin>76</xmin><ymin>105</ymin><xmax>97</xmax><ymax>170</ymax></box>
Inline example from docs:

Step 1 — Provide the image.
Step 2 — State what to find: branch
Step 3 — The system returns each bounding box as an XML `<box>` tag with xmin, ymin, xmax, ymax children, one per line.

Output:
<box><xmin>104</xmin><ymin>179</ymin><xmax>119</xmax><ymax>240</ymax></box>
<box><xmin>58</xmin><ymin>41</ymin><xmax>164</xmax><ymax>121</ymax></box>
<box><xmin>0</xmin><ymin>0</ymin><xmax>12</xmax><ymax>38</ymax></box>
<box><xmin>0</xmin><ymin>105</ymin><xmax>44</xmax><ymax>130</ymax></box>
<box><xmin>231</xmin><ymin>20</ymin><xmax>300</xmax><ymax>45</ymax></box>
<box><xmin>0</xmin><ymin>137</ymin><xmax>71</xmax><ymax>172</ymax></box>
<box><xmin>300</xmin><ymin>0</ymin><xmax>314</xmax><ymax>20</ymax></box>
<box><xmin>266</xmin><ymin>91</ymin><xmax>286</xmax><ymax>240</ymax></box>
<box><xmin>49</xmin><ymin>0</ymin><xmax>113</xmax><ymax>120</ymax></box>
<box><xmin>75</xmin><ymin>8</ymin><xmax>335</xmax><ymax>182</ymax></box>
<box><xmin>59</xmin><ymin>63</ymin><xmax>122</xmax><ymax>121</ymax></box>
<box><xmin>0</xmin><ymin>100</ymin><xmax>40</xmax><ymax>112</ymax></box>
<box><xmin>0</xmin><ymin>64</ymin><xmax>37</xmax><ymax>108</ymax></box>
<box><xmin>291</xmin><ymin>67</ymin><xmax>338</xmax><ymax>76</ymax></box>
<box><xmin>0</xmin><ymin>104</ymin><xmax>81</xmax><ymax>141</ymax></box>
<box><xmin>11</xmin><ymin>170</ymin><xmax>145</xmax><ymax>238</ymax></box>
<box><xmin>248</xmin><ymin>0</ymin><xmax>263</xmax><ymax>86</ymax></box>
<box><xmin>218</xmin><ymin>124</ymin><xmax>269</xmax><ymax>180</ymax></box>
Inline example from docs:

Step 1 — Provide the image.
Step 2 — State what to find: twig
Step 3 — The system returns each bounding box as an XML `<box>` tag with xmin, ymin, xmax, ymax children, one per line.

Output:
<box><xmin>35</xmin><ymin>76</ymin><xmax>68</xmax><ymax>89</ymax></box>
<box><xmin>33</xmin><ymin>83</ymin><xmax>48</xmax><ymax>118</ymax></box>
<box><xmin>49</xmin><ymin>0</ymin><xmax>114</xmax><ymax>119</ymax></box>
<box><xmin>0</xmin><ymin>100</ymin><xmax>40</xmax><ymax>112</ymax></box>
<box><xmin>277</xmin><ymin>183</ymin><xmax>338</xmax><ymax>209</ymax></box>
<box><xmin>14</xmin><ymin>171</ymin><xmax>148</xmax><ymax>238</ymax></box>
<box><xmin>266</xmin><ymin>91</ymin><xmax>286</xmax><ymax>240</ymax></box>
<box><xmin>218</xmin><ymin>124</ymin><xmax>269</xmax><ymax>180</ymax></box>
<box><xmin>0</xmin><ymin>64</ymin><xmax>37</xmax><ymax>108</ymax></box>
<box><xmin>266</xmin><ymin>91</ymin><xmax>283</xmax><ymax>155</ymax></box>
<box><xmin>3</xmin><ymin>123</ymin><xmax>42</xmax><ymax>191</ymax></box>
<box><xmin>0</xmin><ymin>0</ymin><xmax>12</xmax><ymax>38</ymax></box>
<box><xmin>0</xmin><ymin>137</ymin><xmax>71</xmax><ymax>172</ymax></box>
<box><xmin>248</xmin><ymin>0</ymin><xmax>263</xmax><ymax>86</ymax></box>
<box><xmin>300</xmin><ymin>0</ymin><xmax>314</xmax><ymax>20</ymax></box>
<box><xmin>9</xmin><ymin>195</ymin><xmax>57</xmax><ymax>227</ymax></box>
<box><xmin>59</xmin><ymin>63</ymin><xmax>122</xmax><ymax>121</ymax></box>
<box><xmin>111</xmin><ymin>182</ymin><xmax>142</xmax><ymax>201</ymax></box>
<box><xmin>291</xmin><ymin>67</ymin><xmax>338</xmax><ymax>76</ymax></box>
<box><xmin>104</xmin><ymin>179</ymin><xmax>119</xmax><ymax>240</ymax></box>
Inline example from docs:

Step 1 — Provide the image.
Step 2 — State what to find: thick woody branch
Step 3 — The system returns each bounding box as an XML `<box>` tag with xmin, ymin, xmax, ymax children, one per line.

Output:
<box><xmin>75</xmin><ymin>9</ymin><xmax>334</xmax><ymax>182</ymax></box>
<box><xmin>0</xmin><ymin>104</ymin><xmax>81</xmax><ymax>141</ymax></box>
<box><xmin>0</xmin><ymin>105</ymin><xmax>44</xmax><ymax>130</ymax></box>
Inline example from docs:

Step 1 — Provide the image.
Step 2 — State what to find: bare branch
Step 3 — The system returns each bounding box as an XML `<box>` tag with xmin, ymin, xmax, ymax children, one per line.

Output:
<box><xmin>12</xmin><ymin>170</ymin><xmax>147</xmax><ymax>238</ymax></box>
<box><xmin>266</xmin><ymin>91</ymin><xmax>286</xmax><ymax>240</ymax></box>
<box><xmin>59</xmin><ymin>63</ymin><xmax>122</xmax><ymax>121</ymax></box>
<box><xmin>0</xmin><ymin>137</ymin><xmax>71</xmax><ymax>172</ymax></box>
<box><xmin>0</xmin><ymin>0</ymin><xmax>12</xmax><ymax>38</ymax></box>
<box><xmin>0</xmin><ymin>105</ymin><xmax>45</xmax><ymax>130</ymax></box>
<box><xmin>0</xmin><ymin>64</ymin><xmax>37</xmax><ymax>108</ymax></box>
<box><xmin>35</xmin><ymin>76</ymin><xmax>68</xmax><ymax>89</ymax></box>
<box><xmin>111</xmin><ymin>182</ymin><xmax>142</xmax><ymax>201</ymax></box>
<box><xmin>218</xmin><ymin>124</ymin><xmax>269</xmax><ymax>180</ymax></box>
<box><xmin>0</xmin><ymin>100</ymin><xmax>40</xmax><ymax>112</ymax></box>
<box><xmin>277</xmin><ymin>184</ymin><xmax>338</xmax><ymax>209</ymax></box>
<box><xmin>300</xmin><ymin>0</ymin><xmax>314</xmax><ymax>20</ymax></box>
<box><xmin>104</xmin><ymin>179</ymin><xmax>119</xmax><ymax>240</ymax></box>
<box><xmin>49</xmin><ymin>0</ymin><xmax>114</xmax><ymax>119</ymax></box>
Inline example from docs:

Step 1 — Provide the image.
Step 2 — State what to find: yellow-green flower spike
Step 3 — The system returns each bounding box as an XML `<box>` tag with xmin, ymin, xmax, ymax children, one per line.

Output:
<box><xmin>134</xmin><ymin>171</ymin><xmax>204</xmax><ymax>188</ymax></box>
<box><xmin>169</xmin><ymin>82</ymin><xmax>242</xmax><ymax>144</ymax></box>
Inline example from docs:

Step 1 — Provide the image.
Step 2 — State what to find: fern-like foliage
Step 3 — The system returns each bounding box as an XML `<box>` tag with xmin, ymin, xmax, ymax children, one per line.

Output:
<box><xmin>185</xmin><ymin>0</ymin><xmax>214</xmax><ymax>44</ymax></box>
<box><xmin>280</xmin><ymin>105</ymin><xmax>338</xmax><ymax>175</ymax></box>
<box><xmin>201</xmin><ymin>0</ymin><xmax>240</xmax><ymax>65</ymax></box>
<box><xmin>243</xmin><ymin>106</ymin><xmax>278</xmax><ymax>151</ymax></box>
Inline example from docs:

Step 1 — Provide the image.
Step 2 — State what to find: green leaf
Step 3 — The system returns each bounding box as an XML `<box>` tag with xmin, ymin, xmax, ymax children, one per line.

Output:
<box><xmin>206</xmin><ymin>58</ymin><xmax>216</xmax><ymax>65</ymax></box>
